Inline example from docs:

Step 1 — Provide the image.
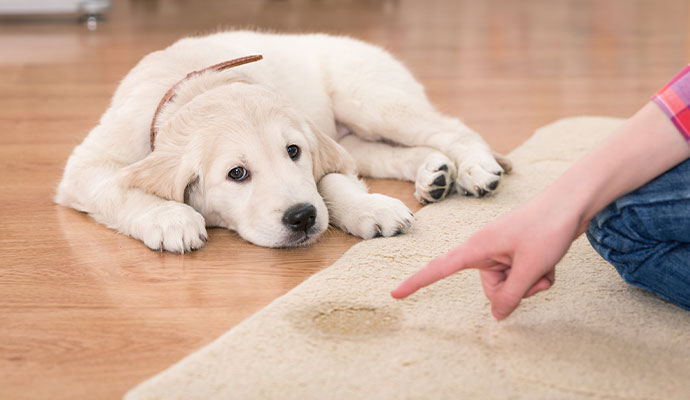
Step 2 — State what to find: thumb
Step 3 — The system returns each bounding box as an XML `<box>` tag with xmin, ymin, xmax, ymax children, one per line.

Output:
<box><xmin>490</xmin><ymin>254</ymin><xmax>544</xmax><ymax>320</ymax></box>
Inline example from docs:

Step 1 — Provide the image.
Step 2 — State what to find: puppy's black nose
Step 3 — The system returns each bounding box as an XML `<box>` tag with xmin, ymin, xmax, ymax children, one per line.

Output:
<box><xmin>282</xmin><ymin>203</ymin><xmax>317</xmax><ymax>232</ymax></box>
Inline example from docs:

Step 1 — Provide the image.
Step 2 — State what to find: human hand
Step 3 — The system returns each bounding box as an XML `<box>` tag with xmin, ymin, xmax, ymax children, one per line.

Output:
<box><xmin>392</xmin><ymin>102</ymin><xmax>690</xmax><ymax>320</ymax></box>
<box><xmin>391</xmin><ymin>193</ymin><xmax>583</xmax><ymax>320</ymax></box>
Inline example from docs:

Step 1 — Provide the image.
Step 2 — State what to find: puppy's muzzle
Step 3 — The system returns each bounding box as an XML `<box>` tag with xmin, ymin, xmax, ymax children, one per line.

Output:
<box><xmin>282</xmin><ymin>203</ymin><xmax>317</xmax><ymax>233</ymax></box>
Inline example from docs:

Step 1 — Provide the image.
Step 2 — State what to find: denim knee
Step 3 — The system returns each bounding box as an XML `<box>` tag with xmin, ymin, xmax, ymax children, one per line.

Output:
<box><xmin>587</xmin><ymin>202</ymin><xmax>690</xmax><ymax>310</ymax></box>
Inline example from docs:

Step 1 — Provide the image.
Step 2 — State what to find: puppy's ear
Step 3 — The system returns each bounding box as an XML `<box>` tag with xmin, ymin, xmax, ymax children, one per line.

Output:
<box><xmin>120</xmin><ymin>151</ymin><xmax>198</xmax><ymax>203</ymax></box>
<box><xmin>305</xmin><ymin>121</ymin><xmax>357</xmax><ymax>181</ymax></box>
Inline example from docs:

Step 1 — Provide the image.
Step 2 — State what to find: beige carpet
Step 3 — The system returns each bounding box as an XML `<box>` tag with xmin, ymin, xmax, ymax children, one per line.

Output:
<box><xmin>125</xmin><ymin>117</ymin><xmax>690</xmax><ymax>400</ymax></box>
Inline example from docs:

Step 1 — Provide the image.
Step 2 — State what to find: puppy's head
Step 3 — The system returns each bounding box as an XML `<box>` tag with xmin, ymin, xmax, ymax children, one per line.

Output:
<box><xmin>123</xmin><ymin>80</ymin><xmax>354</xmax><ymax>248</ymax></box>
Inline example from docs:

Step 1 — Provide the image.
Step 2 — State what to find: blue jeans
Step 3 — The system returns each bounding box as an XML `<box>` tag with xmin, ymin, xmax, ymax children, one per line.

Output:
<box><xmin>586</xmin><ymin>158</ymin><xmax>690</xmax><ymax>310</ymax></box>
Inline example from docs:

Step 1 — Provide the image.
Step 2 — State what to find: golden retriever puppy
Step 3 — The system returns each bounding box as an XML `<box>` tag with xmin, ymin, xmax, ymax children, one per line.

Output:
<box><xmin>56</xmin><ymin>31</ymin><xmax>510</xmax><ymax>252</ymax></box>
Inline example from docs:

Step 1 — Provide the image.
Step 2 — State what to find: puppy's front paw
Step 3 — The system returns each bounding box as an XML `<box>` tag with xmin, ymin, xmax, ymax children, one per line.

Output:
<box><xmin>415</xmin><ymin>152</ymin><xmax>457</xmax><ymax>204</ymax></box>
<box><xmin>339</xmin><ymin>194</ymin><xmax>414</xmax><ymax>239</ymax></box>
<box><xmin>131</xmin><ymin>201</ymin><xmax>207</xmax><ymax>253</ymax></box>
<box><xmin>455</xmin><ymin>151</ymin><xmax>507</xmax><ymax>198</ymax></box>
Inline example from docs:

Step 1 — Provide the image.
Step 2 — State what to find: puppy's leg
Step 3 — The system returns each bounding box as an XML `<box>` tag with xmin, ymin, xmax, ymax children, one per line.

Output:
<box><xmin>317</xmin><ymin>173</ymin><xmax>413</xmax><ymax>239</ymax></box>
<box><xmin>336</xmin><ymin>100</ymin><xmax>507</xmax><ymax>198</ymax></box>
<box><xmin>114</xmin><ymin>189</ymin><xmax>207</xmax><ymax>253</ymax></box>
<box><xmin>338</xmin><ymin>134</ymin><xmax>456</xmax><ymax>204</ymax></box>
<box><xmin>56</xmin><ymin>145</ymin><xmax>207</xmax><ymax>253</ymax></box>
<box><xmin>326</xmin><ymin>42</ymin><xmax>510</xmax><ymax>197</ymax></box>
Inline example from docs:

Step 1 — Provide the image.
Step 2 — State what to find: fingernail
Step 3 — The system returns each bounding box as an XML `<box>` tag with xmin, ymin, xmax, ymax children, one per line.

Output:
<box><xmin>493</xmin><ymin>308</ymin><xmax>508</xmax><ymax>320</ymax></box>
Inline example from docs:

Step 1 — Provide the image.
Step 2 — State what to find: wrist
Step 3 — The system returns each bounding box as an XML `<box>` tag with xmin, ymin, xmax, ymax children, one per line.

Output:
<box><xmin>534</xmin><ymin>169</ymin><xmax>597</xmax><ymax>237</ymax></box>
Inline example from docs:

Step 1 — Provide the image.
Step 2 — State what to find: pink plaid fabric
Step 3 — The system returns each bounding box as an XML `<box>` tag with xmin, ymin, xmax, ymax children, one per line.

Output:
<box><xmin>652</xmin><ymin>64</ymin><xmax>690</xmax><ymax>141</ymax></box>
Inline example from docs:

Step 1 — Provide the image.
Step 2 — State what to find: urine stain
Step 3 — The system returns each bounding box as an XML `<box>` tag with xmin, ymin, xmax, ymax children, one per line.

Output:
<box><xmin>291</xmin><ymin>302</ymin><xmax>400</xmax><ymax>339</ymax></box>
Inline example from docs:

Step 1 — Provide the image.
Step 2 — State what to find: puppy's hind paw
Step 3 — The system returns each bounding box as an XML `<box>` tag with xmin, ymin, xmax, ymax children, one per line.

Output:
<box><xmin>456</xmin><ymin>149</ymin><xmax>511</xmax><ymax>197</ymax></box>
<box><xmin>131</xmin><ymin>201</ymin><xmax>207</xmax><ymax>253</ymax></box>
<box><xmin>414</xmin><ymin>152</ymin><xmax>457</xmax><ymax>204</ymax></box>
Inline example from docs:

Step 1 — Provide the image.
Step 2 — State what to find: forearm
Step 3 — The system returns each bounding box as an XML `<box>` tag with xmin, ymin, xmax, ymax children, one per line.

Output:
<box><xmin>540</xmin><ymin>102</ymin><xmax>690</xmax><ymax>235</ymax></box>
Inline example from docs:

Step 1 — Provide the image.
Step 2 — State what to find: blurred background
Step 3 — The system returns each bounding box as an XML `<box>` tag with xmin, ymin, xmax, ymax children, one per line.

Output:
<box><xmin>1</xmin><ymin>1</ymin><xmax>689</xmax><ymax>399</ymax></box>
<box><xmin>2</xmin><ymin>0</ymin><xmax>689</xmax><ymax>151</ymax></box>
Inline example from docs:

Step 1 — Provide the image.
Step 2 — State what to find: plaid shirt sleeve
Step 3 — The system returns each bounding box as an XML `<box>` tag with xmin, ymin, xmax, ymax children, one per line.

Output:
<box><xmin>652</xmin><ymin>64</ymin><xmax>690</xmax><ymax>141</ymax></box>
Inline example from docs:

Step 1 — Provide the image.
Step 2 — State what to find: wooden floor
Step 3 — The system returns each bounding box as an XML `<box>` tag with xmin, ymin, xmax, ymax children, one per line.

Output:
<box><xmin>1</xmin><ymin>0</ymin><xmax>688</xmax><ymax>398</ymax></box>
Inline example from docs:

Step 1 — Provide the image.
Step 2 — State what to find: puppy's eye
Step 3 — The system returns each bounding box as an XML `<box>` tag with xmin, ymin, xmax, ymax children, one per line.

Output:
<box><xmin>227</xmin><ymin>166</ymin><xmax>249</xmax><ymax>182</ymax></box>
<box><xmin>287</xmin><ymin>144</ymin><xmax>300</xmax><ymax>160</ymax></box>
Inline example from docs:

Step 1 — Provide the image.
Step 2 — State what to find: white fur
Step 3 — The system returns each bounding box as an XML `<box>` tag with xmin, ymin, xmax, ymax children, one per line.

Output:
<box><xmin>56</xmin><ymin>31</ymin><xmax>509</xmax><ymax>252</ymax></box>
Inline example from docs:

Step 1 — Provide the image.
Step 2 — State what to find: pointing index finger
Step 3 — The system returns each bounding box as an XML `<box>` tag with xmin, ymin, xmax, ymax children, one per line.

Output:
<box><xmin>390</xmin><ymin>242</ymin><xmax>488</xmax><ymax>299</ymax></box>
